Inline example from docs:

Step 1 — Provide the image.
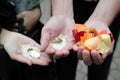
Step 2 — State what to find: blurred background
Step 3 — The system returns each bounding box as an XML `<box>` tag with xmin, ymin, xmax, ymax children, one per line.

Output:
<box><xmin>40</xmin><ymin>0</ymin><xmax>120</xmax><ymax>80</ymax></box>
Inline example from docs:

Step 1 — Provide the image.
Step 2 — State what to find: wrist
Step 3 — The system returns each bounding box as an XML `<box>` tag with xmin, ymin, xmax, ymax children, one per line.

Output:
<box><xmin>84</xmin><ymin>20</ymin><xmax>111</xmax><ymax>34</ymax></box>
<box><xmin>87</xmin><ymin>15</ymin><xmax>110</xmax><ymax>27</ymax></box>
<box><xmin>33</xmin><ymin>7</ymin><xmax>41</xmax><ymax>18</ymax></box>
<box><xmin>0</xmin><ymin>29</ymin><xmax>13</xmax><ymax>45</ymax></box>
<box><xmin>87</xmin><ymin>0</ymin><xmax>120</xmax><ymax>27</ymax></box>
<box><xmin>51</xmin><ymin>15</ymin><xmax>74</xmax><ymax>24</ymax></box>
<box><xmin>52</xmin><ymin>0</ymin><xmax>73</xmax><ymax>18</ymax></box>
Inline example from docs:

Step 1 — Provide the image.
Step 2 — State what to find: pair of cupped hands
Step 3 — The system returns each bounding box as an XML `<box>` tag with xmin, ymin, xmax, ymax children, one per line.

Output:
<box><xmin>2</xmin><ymin>15</ymin><xmax>114</xmax><ymax>66</ymax></box>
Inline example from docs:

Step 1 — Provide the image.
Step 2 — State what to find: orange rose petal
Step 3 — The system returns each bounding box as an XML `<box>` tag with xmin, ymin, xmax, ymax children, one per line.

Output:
<box><xmin>73</xmin><ymin>24</ymin><xmax>113</xmax><ymax>54</ymax></box>
<box><xmin>88</xmin><ymin>28</ymin><xmax>99</xmax><ymax>36</ymax></box>
<box><xmin>80</xmin><ymin>33</ymin><xmax>94</xmax><ymax>46</ymax></box>
<box><xmin>74</xmin><ymin>24</ymin><xmax>87</xmax><ymax>32</ymax></box>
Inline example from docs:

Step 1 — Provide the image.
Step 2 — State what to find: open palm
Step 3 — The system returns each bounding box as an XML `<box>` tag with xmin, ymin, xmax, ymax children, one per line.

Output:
<box><xmin>73</xmin><ymin>21</ymin><xmax>114</xmax><ymax>65</ymax></box>
<box><xmin>3</xmin><ymin>31</ymin><xmax>50</xmax><ymax>66</ymax></box>
<box><xmin>40</xmin><ymin>16</ymin><xmax>75</xmax><ymax>58</ymax></box>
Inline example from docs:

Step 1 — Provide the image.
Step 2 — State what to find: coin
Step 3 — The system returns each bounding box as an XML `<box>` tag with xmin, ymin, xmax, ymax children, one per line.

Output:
<box><xmin>21</xmin><ymin>45</ymin><xmax>41</xmax><ymax>59</ymax></box>
<box><xmin>50</xmin><ymin>34</ymin><xmax>67</xmax><ymax>50</ymax></box>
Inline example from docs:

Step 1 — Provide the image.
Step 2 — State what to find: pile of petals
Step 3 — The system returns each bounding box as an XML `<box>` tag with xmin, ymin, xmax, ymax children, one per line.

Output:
<box><xmin>72</xmin><ymin>24</ymin><xmax>114</xmax><ymax>54</ymax></box>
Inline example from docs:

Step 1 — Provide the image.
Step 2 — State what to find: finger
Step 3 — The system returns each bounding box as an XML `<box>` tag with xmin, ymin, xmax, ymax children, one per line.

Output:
<box><xmin>40</xmin><ymin>53</ymin><xmax>52</xmax><ymax>62</ymax></box>
<box><xmin>54</xmin><ymin>47</ymin><xmax>70</xmax><ymax>58</ymax></box>
<box><xmin>32</xmin><ymin>59</ymin><xmax>49</xmax><ymax>66</ymax></box>
<box><xmin>11</xmin><ymin>53</ymin><xmax>32</xmax><ymax>66</ymax></box>
<box><xmin>45</xmin><ymin>45</ymin><xmax>56</xmax><ymax>55</ymax></box>
<box><xmin>40</xmin><ymin>28</ymin><xmax>50</xmax><ymax>52</ymax></box>
<box><xmin>73</xmin><ymin>44</ymin><xmax>79</xmax><ymax>52</ymax></box>
<box><xmin>62</xmin><ymin>49</ymin><xmax>69</xmax><ymax>57</ymax></box>
<box><xmin>16</xmin><ymin>13</ymin><xmax>24</xmax><ymax>19</ymax></box>
<box><xmin>100</xmin><ymin>51</ymin><xmax>110</xmax><ymax>60</ymax></box>
<box><xmin>77</xmin><ymin>46</ymin><xmax>84</xmax><ymax>60</ymax></box>
<box><xmin>31</xmin><ymin>57</ymin><xmax>50</xmax><ymax>66</ymax></box>
<box><xmin>54</xmin><ymin>51</ymin><xmax>64</xmax><ymax>59</ymax></box>
<box><xmin>101</xmin><ymin>53</ymin><xmax>108</xmax><ymax>60</ymax></box>
<box><xmin>58</xmin><ymin>49</ymin><xmax>69</xmax><ymax>57</ymax></box>
<box><xmin>16</xmin><ymin>12</ymin><xmax>27</xmax><ymax>19</ymax></box>
<box><xmin>66</xmin><ymin>41</ymin><xmax>74</xmax><ymax>50</ymax></box>
<box><xmin>32</xmin><ymin>52</ymin><xmax>51</xmax><ymax>66</ymax></box>
<box><xmin>82</xmin><ymin>50</ymin><xmax>93</xmax><ymax>66</ymax></box>
<box><xmin>101</xmin><ymin>42</ymin><xmax>114</xmax><ymax>60</ymax></box>
<box><xmin>91</xmin><ymin>50</ymin><xmax>104</xmax><ymax>65</ymax></box>
<box><xmin>52</xmin><ymin>41</ymin><xmax>72</xmax><ymax>57</ymax></box>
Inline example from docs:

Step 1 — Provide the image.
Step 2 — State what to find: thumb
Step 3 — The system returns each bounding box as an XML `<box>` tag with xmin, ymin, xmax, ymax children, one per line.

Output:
<box><xmin>40</xmin><ymin>28</ymin><xmax>50</xmax><ymax>52</ymax></box>
<box><xmin>16</xmin><ymin>12</ymin><xmax>26</xmax><ymax>19</ymax></box>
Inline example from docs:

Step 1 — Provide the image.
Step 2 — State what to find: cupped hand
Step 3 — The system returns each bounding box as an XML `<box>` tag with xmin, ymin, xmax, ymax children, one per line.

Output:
<box><xmin>73</xmin><ymin>21</ymin><xmax>114</xmax><ymax>66</ymax></box>
<box><xmin>40</xmin><ymin>15</ymin><xmax>75</xmax><ymax>58</ymax></box>
<box><xmin>1</xmin><ymin>30</ymin><xmax>50</xmax><ymax>66</ymax></box>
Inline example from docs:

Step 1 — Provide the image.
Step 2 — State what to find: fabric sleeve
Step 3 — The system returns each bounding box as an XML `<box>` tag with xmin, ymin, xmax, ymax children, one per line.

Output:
<box><xmin>0</xmin><ymin>0</ymin><xmax>17</xmax><ymax>30</ymax></box>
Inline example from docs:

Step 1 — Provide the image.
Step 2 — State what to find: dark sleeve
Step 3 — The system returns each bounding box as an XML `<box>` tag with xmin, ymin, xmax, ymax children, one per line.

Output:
<box><xmin>0</xmin><ymin>25</ymin><xmax>1</xmax><ymax>33</ymax></box>
<box><xmin>0</xmin><ymin>0</ymin><xmax>17</xmax><ymax>31</ymax></box>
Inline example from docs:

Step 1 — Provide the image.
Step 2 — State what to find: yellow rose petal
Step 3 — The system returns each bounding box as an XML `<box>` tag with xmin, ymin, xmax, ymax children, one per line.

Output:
<box><xmin>84</xmin><ymin>36</ymin><xmax>101</xmax><ymax>50</ymax></box>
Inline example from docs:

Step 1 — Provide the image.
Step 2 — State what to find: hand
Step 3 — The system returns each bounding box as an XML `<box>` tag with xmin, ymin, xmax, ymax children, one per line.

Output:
<box><xmin>73</xmin><ymin>21</ymin><xmax>114</xmax><ymax>65</ymax></box>
<box><xmin>16</xmin><ymin>7</ymin><xmax>41</xmax><ymax>31</ymax></box>
<box><xmin>40</xmin><ymin>15</ymin><xmax>75</xmax><ymax>58</ymax></box>
<box><xmin>0</xmin><ymin>29</ymin><xmax>51</xmax><ymax>66</ymax></box>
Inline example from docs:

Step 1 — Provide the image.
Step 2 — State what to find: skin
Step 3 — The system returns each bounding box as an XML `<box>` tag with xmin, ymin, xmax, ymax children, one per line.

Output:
<box><xmin>0</xmin><ymin>29</ymin><xmax>51</xmax><ymax>66</ymax></box>
<box><xmin>40</xmin><ymin>0</ymin><xmax>120</xmax><ymax>66</ymax></box>
<box><xmin>40</xmin><ymin>0</ymin><xmax>75</xmax><ymax>58</ymax></box>
<box><xmin>73</xmin><ymin>0</ymin><xmax>120</xmax><ymax>65</ymax></box>
<box><xmin>16</xmin><ymin>7</ymin><xmax>41</xmax><ymax>31</ymax></box>
<box><xmin>0</xmin><ymin>5</ymin><xmax>52</xmax><ymax>66</ymax></box>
